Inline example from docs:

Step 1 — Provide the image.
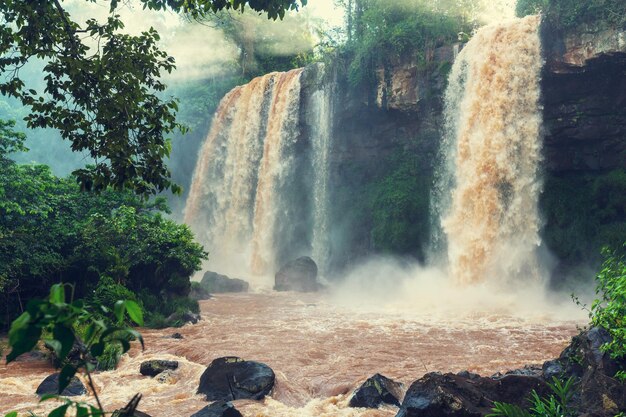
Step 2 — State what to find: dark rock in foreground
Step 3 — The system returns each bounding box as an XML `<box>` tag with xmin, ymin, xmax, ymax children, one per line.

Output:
<box><xmin>545</xmin><ymin>327</ymin><xmax>626</xmax><ymax>416</ymax></box>
<box><xmin>396</xmin><ymin>372</ymin><xmax>548</xmax><ymax>417</ymax></box>
<box><xmin>200</xmin><ymin>271</ymin><xmax>249</xmax><ymax>293</ymax></box>
<box><xmin>349</xmin><ymin>373</ymin><xmax>403</xmax><ymax>408</ymax></box>
<box><xmin>197</xmin><ymin>357</ymin><xmax>275</xmax><ymax>401</ymax></box>
<box><xmin>140</xmin><ymin>360</ymin><xmax>179</xmax><ymax>377</ymax></box>
<box><xmin>168</xmin><ymin>332</ymin><xmax>184</xmax><ymax>339</ymax></box>
<box><xmin>36</xmin><ymin>373</ymin><xmax>87</xmax><ymax>396</ymax></box>
<box><xmin>190</xmin><ymin>401</ymin><xmax>243</xmax><ymax>417</ymax></box>
<box><xmin>274</xmin><ymin>256</ymin><xmax>319</xmax><ymax>292</ymax></box>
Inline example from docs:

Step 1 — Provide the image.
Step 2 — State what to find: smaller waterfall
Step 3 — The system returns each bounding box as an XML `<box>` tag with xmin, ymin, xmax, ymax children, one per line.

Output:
<box><xmin>309</xmin><ymin>67</ymin><xmax>334</xmax><ymax>277</ymax></box>
<box><xmin>251</xmin><ymin>69</ymin><xmax>304</xmax><ymax>275</ymax></box>
<box><xmin>184</xmin><ymin>65</ymin><xmax>334</xmax><ymax>279</ymax></box>
<box><xmin>438</xmin><ymin>15</ymin><xmax>545</xmax><ymax>285</ymax></box>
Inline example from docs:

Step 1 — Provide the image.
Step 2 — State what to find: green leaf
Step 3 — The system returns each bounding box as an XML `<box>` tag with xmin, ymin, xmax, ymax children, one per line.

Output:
<box><xmin>6</xmin><ymin>325</ymin><xmax>42</xmax><ymax>363</ymax></box>
<box><xmin>124</xmin><ymin>300</ymin><xmax>144</xmax><ymax>326</ymax></box>
<box><xmin>76</xmin><ymin>405</ymin><xmax>90</xmax><ymax>417</ymax></box>
<box><xmin>49</xmin><ymin>284</ymin><xmax>65</xmax><ymax>304</ymax></box>
<box><xmin>113</xmin><ymin>300</ymin><xmax>125</xmax><ymax>323</ymax></box>
<box><xmin>39</xmin><ymin>393</ymin><xmax>59</xmax><ymax>402</ymax></box>
<box><xmin>4</xmin><ymin>412</ymin><xmax>18</xmax><ymax>417</ymax></box>
<box><xmin>58</xmin><ymin>364</ymin><xmax>77</xmax><ymax>395</ymax></box>
<box><xmin>49</xmin><ymin>404</ymin><xmax>70</xmax><ymax>417</ymax></box>
<box><xmin>91</xmin><ymin>342</ymin><xmax>105</xmax><ymax>358</ymax></box>
<box><xmin>52</xmin><ymin>324</ymin><xmax>75</xmax><ymax>362</ymax></box>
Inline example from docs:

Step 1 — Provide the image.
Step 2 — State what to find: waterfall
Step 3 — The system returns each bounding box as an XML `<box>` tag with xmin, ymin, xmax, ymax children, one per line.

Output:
<box><xmin>438</xmin><ymin>15</ymin><xmax>544</xmax><ymax>284</ymax></box>
<box><xmin>184</xmin><ymin>68</ymin><xmax>306</xmax><ymax>277</ymax></box>
<box><xmin>309</xmin><ymin>67</ymin><xmax>334</xmax><ymax>277</ymax></box>
<box><xmin>250</xmin><ymin>69</ymin><xmax>304</xmax><ymax>275</ymax></box>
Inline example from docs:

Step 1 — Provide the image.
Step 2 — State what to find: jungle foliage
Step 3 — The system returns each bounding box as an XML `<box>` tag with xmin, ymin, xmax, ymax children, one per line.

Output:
<box><xmin>0</xmin><ymin>0</ymin><xmax>306</xmax><ymax>196</ymax></box>
<box><xmin>516</xmin><ymin>0</ymin><xmax>626</xmax><ymax>28</ymax></box>
<box><xmin>540</xmin><ymin>169</ymin><xmax>626</xmax><ymax>273</ymax></box>
<box><xmin>4</xmin><ymin>283</ymin><xmax>145</xmax><ymax>417</ymax></box>
<box><xmin>0</xmin><ymin>119</ymin><xmax>207</xmax><ymax>330</ymax></box>
<box><xmin>367</xmin><ymin>150</ymin><xmax>430</xmax><ymax>257</ymax></box>
<box><xmin>338</xmin><ymin>0</ymin><xmax>471</xmax><ymax>87</ymax></box>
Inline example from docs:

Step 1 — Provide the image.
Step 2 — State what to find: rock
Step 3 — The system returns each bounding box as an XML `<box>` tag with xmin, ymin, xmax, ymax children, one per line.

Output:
<box><xmin>197</xmin><ymin>357</ymin><xmax>275</xmax><ymax>401</ymax></box>
<box><xmin>36</xmin><ymin>373</ymin><xmax>87</xmax><ymax>397</ymax></box>
<box><xmin>166</xmin><ymin>310</ymin><xmax>201</xmax><ymax>325</ymax></box>
<box><xmin>169</xmin><ymin>333</ymin><xmax>184</xmax><ymax>339</ymax></box>
<box><xmin>274</xmin><ymin>256</ymin><xmax>319</xmax><ymax>292</ymax></box>
<box><xmin>349</xmin><ymin>373</ymin><xmax>403</xmax><ymax>408</ymax></box>
<box><xmin>140</xmin><ymin>360</ymin><xmax>179</xmax><ymax>377</ymax></box>
<box><xmin>492</xmin><ymin>364</ymin><xmax>543</xmax><ymax>378</ymax></box>
<box><xmin>156</xmin><ymin>369</ymin><xmax>176</xmax><ymax>384</ymax></box>
<box><xmin>554</xmin><ymin>327</ymin><xmax>626</xmax><ymax>416</ymax></box>
<box><xmin>396</xmin><ymin>372</ymin><xmax>548</xmax><ymax>417</ymax></box>
<box><xmin>200</xmin><ymin>272</ymin><xmax>249</xmax><ymax>293</ymax></box>
<box><xmin>112</xmin><ymin>410</ymin><xmax>151</xmax><ymax>417</ymax></box>
<box><xmin>190</xmin><ymin>282</ymin><xmax>212</xmax><ymax>301</ymax></box>
<box><xmin>190</xmin><ymin>401</ymin><xmax>243</xmax><ymax>417</ymax></box>
<box><xmin>542</xmin><ymin>359</ymin><xmax>564</xmax><ymax>381</ymax></box>
<box><xmin>456</xmin><ymin>370</ymin><xmax>480</xmax><ymax>380</ymax></box>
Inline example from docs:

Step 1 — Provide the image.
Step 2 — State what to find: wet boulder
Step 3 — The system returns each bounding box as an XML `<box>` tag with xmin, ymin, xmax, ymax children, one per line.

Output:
<box><xmin>200</xmin><ymin>272</ymin><xmax>249</xmax><ymax>293</ymax></box>
<box><xmin>349</xmin><ymin>373</ymin><xmax>404</xmax><ymax>408</ymax></box>
<box><xmin>551</xmin><ymin>327</ymin><xmax>626</xmax><ymax>416</ymax></box>
<box><xmin>197</xmin><ymin>357</ymin><xmax>275</xmax><ymax>401</ymax></box>
<box><xmin>190</xmin><ymin>401</ymin><xmax>243</xmax><ymax>417</ymax></box>
<box><xmin>274</xmin><ymin>256</ymin><xmax>319</xmax><ymax>292</ymax></box>
<box><xmin>36</xmin><ymin>373</ymin><xmax>87</xmax><ymax>396</ymax></box>
<box><xmin>166</xmin><ymin>310</ymin><xmax>201</xmax><ymax>325</ymax></box>
<box><xmin>140</xmin><ymin>360</ymin><xmax>179</xmax><ymax>377</ymax></box>
<box><xmin>190</xmin><ymin>282</ymin><xmax>212</xmax><ymax>301</ymax></box>
<box><xmin>396</xmin><ymin>372</ymin><xmax>548</xmax><ymax>417</ymax></box>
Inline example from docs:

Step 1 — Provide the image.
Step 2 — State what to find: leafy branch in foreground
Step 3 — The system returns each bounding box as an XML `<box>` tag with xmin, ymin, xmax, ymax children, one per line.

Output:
<box><xmin>487</xmin><ymin>377</ymin><xmax>576</xmax><ymax>417</ymax></box>
<box><xmin>589</xmin><ymin>245</ymin><xmax>626</xmax><ymax>368</ymax></box>
<box><xmin>5</xmin><ymin>283</ymin><xmax>144</xmax><ymax>417</ymax></box>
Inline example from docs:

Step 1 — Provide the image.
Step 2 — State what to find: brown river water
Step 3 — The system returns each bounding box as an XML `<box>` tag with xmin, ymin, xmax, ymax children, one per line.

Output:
<box><xmin>1</xmin><ymin>291</ymin><xmax>583</xmax><ymax>417</ymax></box>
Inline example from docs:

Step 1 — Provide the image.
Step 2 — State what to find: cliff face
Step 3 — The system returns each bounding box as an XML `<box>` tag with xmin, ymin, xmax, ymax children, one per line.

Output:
<box><xmin>324</xmin><ymin>23</ymin><xmax>626</xmax><ymax>276</ymax></box>
<box><xmin>542</xmin><ymin>24</ymin><xmax>626</xmax><ymax>172</ymax></box>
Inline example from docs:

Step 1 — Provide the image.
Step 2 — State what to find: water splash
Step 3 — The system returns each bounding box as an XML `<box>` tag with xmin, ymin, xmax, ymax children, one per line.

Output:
<box><xmin>439</xmin><ymin>15</ymin><xmax>544</xmax><ymax>284</ymax></box>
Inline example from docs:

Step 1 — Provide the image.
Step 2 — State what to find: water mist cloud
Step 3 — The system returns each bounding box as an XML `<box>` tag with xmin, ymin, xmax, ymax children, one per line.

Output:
<box><xmin>65</xmin><ymin>0</ymin><xmax>239</xmax><ymax>82</ymax></box>
<box><xmin>329</xmin><ymin>256</ymin><xmax>587</xmax><ymax>325</ymax></box>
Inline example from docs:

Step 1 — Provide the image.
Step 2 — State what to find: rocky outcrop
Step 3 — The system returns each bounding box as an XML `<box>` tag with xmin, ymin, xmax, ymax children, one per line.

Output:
<box><xmin>36</xmin><ymin>373</ymin><xmax>87</xmax><ymax>396</ymax></box>
<box><xmin>140</xmin><ymin>360</ymin><xmax>179</xmax><ymax>377</ymax></box>
<box><xmin>349</xmin><ymin>373</ymin><xmax>404</xmax><ymax>409</ymax></box>
<box><xmin>274</xmin><ymin>256</ymin><xmax>319</xmax><ymax>292</ymax></box>
<box><xmin>543</xmin><ymin>327</ymin><xmax>626</xmax><ymax>416</ymax></box>
<box><xmin>396</xmin><ymin>372</ymin><xmax>548</xmax><ymax>417</ymax></box>
<box><xmin>197</xmin><ymin>357</ymin><xmax>275</xmax><ymax>401</ymax></box>
<box><xmin>166</xmin><ymin>310</ymin><xmax>201</xmax><ymax>325</ymax></box>
<box><xmin>190</xmin><ymin>401</ymin><xmax>243</xmax><ymax>417</ymax></box>
<box><xmin>200</xmin><ymin>272</ymin><xmax>249</xmax><ymax>293</ymax></box>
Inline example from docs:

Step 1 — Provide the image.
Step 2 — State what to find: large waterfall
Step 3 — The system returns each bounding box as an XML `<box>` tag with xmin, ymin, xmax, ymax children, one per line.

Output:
<box><xmin>439</xmin><ymin>15</ymin><xmax>544</xmax><ymax>284</ymax></box>
<box><xmin>184</xmin><ymin>66</ymin><xmax>333</xmax><ymax>278</ymax></box>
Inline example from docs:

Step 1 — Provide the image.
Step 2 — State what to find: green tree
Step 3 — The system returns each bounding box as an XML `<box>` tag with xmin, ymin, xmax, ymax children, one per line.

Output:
<box><xmin>0</xmin><ymin>0</ymin><xmax>306</xmax><ymax>195</ymax></box>
<box><xmin>0</xmin><ymin>119</ymin><xmax>207</xmax><ymax>329</ymax></box>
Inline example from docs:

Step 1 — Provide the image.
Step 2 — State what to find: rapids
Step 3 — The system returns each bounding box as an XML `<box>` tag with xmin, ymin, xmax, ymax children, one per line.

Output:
<box><xmin>1</xmin><ymin>292</ymin><xmax>580</xmax><ymax>417</ymax></box>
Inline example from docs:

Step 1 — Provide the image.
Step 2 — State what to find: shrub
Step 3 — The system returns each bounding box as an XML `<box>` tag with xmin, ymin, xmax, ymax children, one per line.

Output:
<box><xmin>516</xmin><ymin>0</ymin><xmax>626</xmax><ymax>29</ymax></box>
<box><xmin>590</xmin><ymin>246</ymin><xmax>626</xmax><ymax>364</ymax></box>
<box><xmin>488</xmin><ymin>377</ymin><xmax>576</xmax><ymax>417</ymax></box>
<box><xmin>91</xmin><ymin>276</ymin><xmax>139</xmax><ymax>312</ymax></box>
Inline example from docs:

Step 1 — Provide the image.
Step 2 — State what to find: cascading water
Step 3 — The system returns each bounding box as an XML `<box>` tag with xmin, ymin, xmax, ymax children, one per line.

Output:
<box><xmin>184</xmin><ymin>66</ymin><xmax>333</xmax><ymax>278</ymax></box>
<box><xmin>309</xmin><ymin>67</ymin><xmax>334</xmax><ymax>277</ymax></box>
<box><xmin>438</xmin><ymin>15</ymin><xmax>544</xmax><ymax>285</ymax></box>
<box><xmin>250</xmin><ymin>69</ymin><xmax>304</xmax><ymax>275</ymax></box>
